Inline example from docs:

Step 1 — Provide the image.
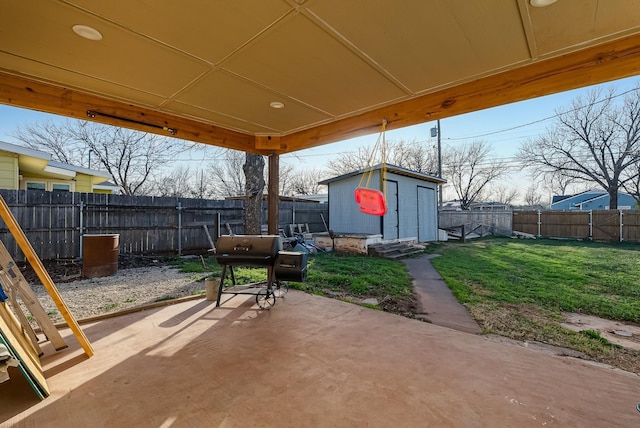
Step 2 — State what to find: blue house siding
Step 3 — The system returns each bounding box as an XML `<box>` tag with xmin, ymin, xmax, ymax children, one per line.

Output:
<box><xmin>550</xmin><ymin>191</ymin><xmax>637</xmax><ymax>210</ymax></box>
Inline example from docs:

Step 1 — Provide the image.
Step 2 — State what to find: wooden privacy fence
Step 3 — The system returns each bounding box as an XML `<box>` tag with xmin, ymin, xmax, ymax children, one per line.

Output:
<box><xmin>512</xmin><ymin>210</ymin><xmax>640</xmax><ymax>242</ymax></box>
<box><xmin>0</xmin><ymin>190</ymin><xmax>328</xmax><ymax>262</ymax></box>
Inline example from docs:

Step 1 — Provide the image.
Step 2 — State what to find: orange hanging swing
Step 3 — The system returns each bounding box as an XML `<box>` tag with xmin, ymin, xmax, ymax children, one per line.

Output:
<box><xmin>354</xmin><ymin>119</ymin><xmax>388</xmax><ymax>216</ymax></box>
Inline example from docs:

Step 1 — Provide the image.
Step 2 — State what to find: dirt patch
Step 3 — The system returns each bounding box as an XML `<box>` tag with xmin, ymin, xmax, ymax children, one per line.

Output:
<box><xmin>562</xmin><ymin>312</ymin><xmax>640</xmax><ymax>351</ymax></box>
<box><xmin>17</xmin><ymin>254</ymin><xmax>169</xmax><ymax>285</ymax></box>
<box><xmin>12</xmin><ymin>255</ymin><xmax>207</xmax><ymax>324</ymax></box>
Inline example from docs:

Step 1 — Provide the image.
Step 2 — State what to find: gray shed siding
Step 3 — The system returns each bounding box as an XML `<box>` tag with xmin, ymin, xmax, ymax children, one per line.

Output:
<box><xmin>328</xmin><ymin>172</ymin><xmax>382</xmax><ymax>234</ymax></box>
<box><xmin>327</xmin><ymin>170</ymin><xmax>439</xmax><ymax>242</ymax></box>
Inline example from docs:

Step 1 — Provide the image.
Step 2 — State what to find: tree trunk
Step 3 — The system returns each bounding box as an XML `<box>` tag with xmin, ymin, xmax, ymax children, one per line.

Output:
<box><xmin>609</xmin><ymin>187</ymin><xmax>619</xmax><ymax>210</ymax></box>
<box><xmin>243</xmin><ymin>153</ymin><xmax>265</xmax><ymax>234</ymax></box>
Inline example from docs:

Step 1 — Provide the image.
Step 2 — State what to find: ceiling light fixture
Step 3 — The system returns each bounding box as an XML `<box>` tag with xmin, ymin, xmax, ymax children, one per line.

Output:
<box><xmin>530</xmin><ymin>0</ymin><xmax>558</xmax><ymax>7</ymax></box>
<box><xmin>270</xmin><ymin>101</ymin><xmax>285</xmax><ymax>109</ymax></box>
<box><xmin>72</xmin><ymin>24</ymin><xmax>103</xmax><ymax>41</ymax></box>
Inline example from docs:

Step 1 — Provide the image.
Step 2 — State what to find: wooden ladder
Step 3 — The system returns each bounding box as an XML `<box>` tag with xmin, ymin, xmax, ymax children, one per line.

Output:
<box><xmin>0</xmin><ymin>239</ymin><xmax>67</xmax><ymax>351</ymax></box>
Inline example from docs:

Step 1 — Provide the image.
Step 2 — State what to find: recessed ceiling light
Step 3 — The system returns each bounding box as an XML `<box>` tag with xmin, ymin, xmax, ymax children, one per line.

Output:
<box><xmin>72</xmin><ymin>24</ymin><xmax>103</xmax><ymax>41</ymax></box>
<box><xmin>530</xmin><ymin>0</ymin><xmax>558</xmax><ymax>7</ymax></box>
<box><xmin>270</xmin><ymin>101</ymin><xmax>285</xmax><ymax>109</ymax></box>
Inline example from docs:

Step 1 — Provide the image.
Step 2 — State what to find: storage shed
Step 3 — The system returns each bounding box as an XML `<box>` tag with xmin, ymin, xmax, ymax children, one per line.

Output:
<box><xmin>319</xmin><ymin>164</ymin><xmax>446</xmax><ymax>242</ymax></box>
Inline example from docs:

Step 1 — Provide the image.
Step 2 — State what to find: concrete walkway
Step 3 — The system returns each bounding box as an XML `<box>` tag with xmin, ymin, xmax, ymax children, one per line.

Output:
<box><xmin>403</xmin><ymin>255</ymin><xmax>482</xmax><ymax>334</ymax></box>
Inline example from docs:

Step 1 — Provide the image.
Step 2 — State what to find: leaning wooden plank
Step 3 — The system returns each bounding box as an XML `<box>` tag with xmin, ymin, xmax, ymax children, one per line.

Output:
<box><xmin>0</xmin><ymin>300</ymin><xmax>41</xmax><ymax>363</ymax></box>
<box><xmin>0</xmin><ymin>195</ymin><xmax>94</xmax><ymax>357</ymax></box>
<box><xmin>0</xmin><ymin>274</ymin><xmax>42</xmax><ymax>356</ymax></box>
<box><xmin>0</xmin><ymin>303</ymin><xmax>47</xmax><ymax>396</ymax></box>
<box><xmin>0</xmin><ymin>240</ymin><xmax>66</xmax><ymax>350</ymax></box>
<box><xmin>202</xmin><ymin>224</ymin><xmax>216</xmax><ymax>251</ymax></box>
<box><xmin>0</xmin><ymin>317</ymin><xmax>48</xmax><ymax>399</ymax></box>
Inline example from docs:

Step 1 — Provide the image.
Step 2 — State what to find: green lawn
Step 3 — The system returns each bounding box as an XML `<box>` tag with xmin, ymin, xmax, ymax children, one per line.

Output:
<box><xmin>426</xmin><ymin>237</ymin><xmax>640</xmax><ymax>373</ymax></box>
<box><xmin>171</xmin><ymin>251</ymin><xmax>415</xmax><ymax>313</ymax></box>
<box><xmin>428</xmin><ymin>238</ymin><xmax>640</xmax><ymax>321</ymax></box>
<box><xmin>230</xmin><ymin>252</ymin><xmax>415</xmax><ymax>313</ymax></box>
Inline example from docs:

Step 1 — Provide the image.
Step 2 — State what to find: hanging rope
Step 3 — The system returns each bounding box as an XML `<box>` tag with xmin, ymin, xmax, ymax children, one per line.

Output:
<box><xmin>357</xmin><ymin>119</ymin><xmax>387</xmax><ymax>190</ymax></box>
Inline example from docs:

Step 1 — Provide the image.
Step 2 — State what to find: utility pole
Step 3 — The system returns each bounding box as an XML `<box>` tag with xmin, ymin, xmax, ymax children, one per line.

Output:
<box><xmin>431</xmin><ymin>120</ymin><xmax>443</xmax><ymax>210</ymax></box>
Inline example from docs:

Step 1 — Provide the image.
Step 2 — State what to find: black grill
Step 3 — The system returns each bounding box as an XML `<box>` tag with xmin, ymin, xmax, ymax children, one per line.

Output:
<box><xmin>215</xmin><ymin>235</ymin><xmax>282</xmax><ymax>266</ymax></box>
<box><xmin>213</xmin><ymin>235</ymin><xmax>307</xmax><ymax>309</ymax></box>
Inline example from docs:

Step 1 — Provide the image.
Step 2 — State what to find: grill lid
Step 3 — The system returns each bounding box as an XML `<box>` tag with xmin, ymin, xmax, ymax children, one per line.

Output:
<box><xmin>215</xmin><ymin>235</ymin><xmax>282</xmax><ymax>266</ymax></box>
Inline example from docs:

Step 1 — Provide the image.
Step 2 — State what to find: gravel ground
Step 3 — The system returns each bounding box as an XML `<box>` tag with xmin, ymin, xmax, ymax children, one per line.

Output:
<box><xmin>29</xmin><ymin>265</ymin><xmax>209</xmax><ymax>324</ymax></box>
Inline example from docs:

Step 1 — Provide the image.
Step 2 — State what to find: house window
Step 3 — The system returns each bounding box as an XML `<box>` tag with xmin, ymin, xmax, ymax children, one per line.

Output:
<box><xmin>52</xmin><ymin>183</ymin><xmax>71</xmax><ymax>192</ymax></box>
<box><xmin>26</xmin><ymin>182</ymin><xmax>46</xmax><ymax>190</ymax></box>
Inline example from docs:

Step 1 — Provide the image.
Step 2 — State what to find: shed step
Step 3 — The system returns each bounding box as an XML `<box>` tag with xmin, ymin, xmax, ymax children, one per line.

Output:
<box><xmin>368</xmin><ymin>242</ymin><xmax>425</xmax><ymax>260</ymax></box>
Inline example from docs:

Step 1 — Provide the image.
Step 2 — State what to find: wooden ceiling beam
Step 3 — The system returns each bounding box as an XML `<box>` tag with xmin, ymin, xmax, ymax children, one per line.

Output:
<box><xmin>280</xmin><ymin>32</ymin><xmax>640</xmax><ymax>153</ymax></box>
<box><xmin>0</xmin><ymin>73</ymin><xmax>260</xmax><ymax>153</ymax></box>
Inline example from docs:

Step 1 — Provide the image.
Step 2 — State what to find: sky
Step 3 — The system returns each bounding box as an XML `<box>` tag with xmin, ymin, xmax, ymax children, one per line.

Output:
<box><xmin>1</xmin><ymin>75</ymin><xmax>639</xmax><ymax>203</ymax></box>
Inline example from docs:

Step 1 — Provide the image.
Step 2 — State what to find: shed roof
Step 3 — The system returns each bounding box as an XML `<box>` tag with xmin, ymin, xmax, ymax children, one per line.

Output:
<box><xmin>319</xmin><ymin>163</ymin><xmax>446</xmax><ymax>185</ymax></box>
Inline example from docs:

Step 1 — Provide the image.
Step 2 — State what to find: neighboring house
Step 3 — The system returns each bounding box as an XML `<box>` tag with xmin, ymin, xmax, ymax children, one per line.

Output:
<box><xmin>550</xmin><ymin>190</ymin><xmax>637</xmax><ymax>210</ymax></box>
<box><xmin>319</xmin><ymin>164</ymin><xmax>446</xmax><ymax>242</ymax></box>
<box><xmin>441</xmin><ymin>200</ymin><xmax>463</xmax><ymax>211</ymax></box>
<box><xmin>469</xmin><ymin>201</ymin><xmax>511</xmax><ymax>211</ymax></box>
<box><xmin>441</xmin><ymin>200</ymin><xmax>512</xmax><ymax>211</ymax></box>
<box><xmin>0</xmin><ymin>141</ymin><xmax>115</xmax><ymax>193</ymax></box>
<box><xmin>294</xmin><ymin>194</ymin><xmax>327</xmax><ymax>204</ymax></box>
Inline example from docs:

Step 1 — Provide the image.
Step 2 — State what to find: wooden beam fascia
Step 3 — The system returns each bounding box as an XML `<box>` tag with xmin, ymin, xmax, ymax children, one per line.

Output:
<box><xmin>280</xmin><ymin>32</ymin><xmax>640</xmax><ymax>153</ymax></box>
<box><xmin>0</xmin><ymin>72</ymin><xmax>259</xmax><ymax>153</ymax></box>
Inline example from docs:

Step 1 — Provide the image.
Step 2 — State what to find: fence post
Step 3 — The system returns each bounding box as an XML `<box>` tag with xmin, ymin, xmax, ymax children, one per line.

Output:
<box><xmin>215</xmin><ymin>212</ymin><xmax>221</xmax><ymax>244</ymax></box>
<box><xmin>589</xmin><ymin>210</ymin><xmax>593</xmax><ymax>240</ymax></box>
<box><xmin>79</xmin><ymin>200</ymin><xmax>84</xmax><ymax>259</ymax></box>
<box><xmin>537</xmin><ymin>210</ymin><xmax>541</xmax><ymax>237</ymax></box>
<box><xmin>177</xmin><ymin>201</ymin><xmax>182</xmax><ymax>256</ymax></box>
<box><xmin>620</xmin><ymin>209</ymin><xmax>624</xmax><ymax>242</ymax></box>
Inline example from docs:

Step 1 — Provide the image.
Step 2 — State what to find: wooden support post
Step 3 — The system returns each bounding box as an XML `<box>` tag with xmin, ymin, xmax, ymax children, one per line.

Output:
<box><xmin>268</xmin><ymin>154</ymin><xmax>279</xmax><ymax>235</ymax></box>
<box><xmin>0</xmin><ymin>195</ymin><xmax>94</xmax><ymax>357</ymax></box>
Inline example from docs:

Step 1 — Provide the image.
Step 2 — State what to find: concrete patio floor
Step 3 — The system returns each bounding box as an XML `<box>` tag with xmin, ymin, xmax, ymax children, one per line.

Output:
<box><xmin>1</xmin><ymin>290</ymin><xmax>639</xmax><ymax>427</ymax></box>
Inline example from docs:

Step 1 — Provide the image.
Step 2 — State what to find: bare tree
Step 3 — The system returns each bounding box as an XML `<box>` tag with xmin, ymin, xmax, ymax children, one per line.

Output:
<box><xmin>327</xmin><ymin>139</ymin><xmax>438</xmax><ymax>176</ymax></box>
<box><xmin>326</xmin><ymin>145</ymin><xmax>374</xmax><ymax>176</ymax></box>
<box><xmin>386</xmin><ymin>140</ymin><xmax>438</xmax><ymax>174</ymax></box>
<box><xmin>12</xmin><ymin>120</ymin><xmax>83</xmax><ymax>164</ymax></box>
<box><xmin>523</xmin><ymin>184</ymin><xmax>543</xmax><ymax>208</ymax></box>
<box><xmin>288</xmin><ymin>169</ymin><xmax>328</xmax><ymax>195</ymax></box>
<box><xmin>147</xmin><ymin>166</ymin><xmax>203</xmax><ymax>198</ymax></box>
<box><xmin>443</xmin><ymin>141</ymin><xmax>509</xmax><ymax>210</ymax></box>
<box><xmin>209</xmin><ymin>149</ymin><xmax>246</xmax><ymax>197</ymax></box>
<box><xmin>243</xmin><ymin>153</ymin><xmax>265</xmax><ymax>234</ymax></box>
<box><xmin>12</xmin><ymin>119</ymin><xmax>191</xmax><ymax>195</ymax></box>
<box><xmin>190</xmin><ymin>169</ymin><xmax>216</xmax><ymax>199</ymax></box>
<box><xmin>490</xmin><ymin>185</ymin><xmax>519</xmax><ymax>205</ymax></box>
<box><xmin>518</xmin><ymin>85</ymin><xmax>640</xmax><ymax>209</ymax></box>
<box><xmin>539</xmin><ymin>170</ymin><xmax>582</xmax><ymax>197</ymax></box>
<box><xmin>278</xmin><ymin>162</ymin><xmax>296</xmax><ymax>196</ymax></box>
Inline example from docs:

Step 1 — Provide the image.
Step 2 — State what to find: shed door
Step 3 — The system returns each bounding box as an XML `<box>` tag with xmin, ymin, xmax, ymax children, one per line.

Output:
<box><xmin>417</xmin><ymin>186</ymin><xmax>437</xmax><ymax>242</ymax></box>
<box><xmin>383</xmin><ymin>180</ymin><xmax>399</xmax><ymax>239</ymax></box>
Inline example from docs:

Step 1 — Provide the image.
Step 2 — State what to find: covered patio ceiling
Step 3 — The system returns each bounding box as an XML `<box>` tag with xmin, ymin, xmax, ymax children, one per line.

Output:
<box><xmin>1</xmin><ymin>0</ymin><xmax>640</xmax><ymax>155</ymax></box>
